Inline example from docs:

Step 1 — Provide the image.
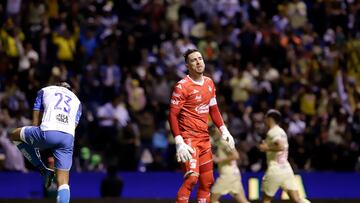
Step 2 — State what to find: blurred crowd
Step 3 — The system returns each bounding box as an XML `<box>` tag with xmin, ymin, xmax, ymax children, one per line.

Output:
<box><xmin>0</xmin><ymin>0</ymin><xmax>360</xmax><ymax>173</ymax></box>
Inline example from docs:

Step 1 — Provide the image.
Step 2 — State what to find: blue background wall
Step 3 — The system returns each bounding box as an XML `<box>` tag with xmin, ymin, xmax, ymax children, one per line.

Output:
<box><xmin>0</xmin><ymin>172</ymin><xmax>359</xmax><ymax>199</ymax></box>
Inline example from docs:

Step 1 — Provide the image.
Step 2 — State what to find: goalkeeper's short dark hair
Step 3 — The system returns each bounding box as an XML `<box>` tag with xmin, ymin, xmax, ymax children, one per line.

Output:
<box><xmin>266</xmin><ymin>109</ymin><xmax>282</xmax><ymax>124</ymax></box>
<box><xmin>183</xmin><ymin>48</ymin><xmax>199</xmax><ymax>63</ymax></box>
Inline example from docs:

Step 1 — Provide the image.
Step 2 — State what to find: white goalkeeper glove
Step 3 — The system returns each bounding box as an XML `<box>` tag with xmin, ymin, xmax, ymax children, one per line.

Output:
<box><xmin>220</xmin><ymin>125</ymin><xmax>235</xmax><ymax>149</ymax></box>
<box><xmin>175</xmin><ymin>135</ymin><xmax>194</xmax><ymax>163</ymax></box>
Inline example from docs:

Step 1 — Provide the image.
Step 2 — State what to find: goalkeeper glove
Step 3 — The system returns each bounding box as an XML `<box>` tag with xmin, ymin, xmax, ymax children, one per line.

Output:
<box><xmin>175</xmin><ymin>135</ymin><xmax>194</xmax><ymax>163</ymax></box>
<box><xmin>220</xmin><ymin>125</ymin><xmax>235</xmax><ymax>149</ymax></box>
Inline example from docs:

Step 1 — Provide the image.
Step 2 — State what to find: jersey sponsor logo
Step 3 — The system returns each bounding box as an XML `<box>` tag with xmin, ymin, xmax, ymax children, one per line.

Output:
<box><xmin>171</xmin><ymin>99</ymin><xmax>180</xmax><ymax>105</ymax></box>
<box><xmin>195</xmin><ymin>104</ymin><xmax>209</xmax><ymax>114</ymax></box>
<box><xmin>176</xmin><ymin>84</ymin><xmax>182</xmax><ymax>89</ymax></box>
<box><xmin>172</xmin><ymin>92</ymin><xmax>181</xmax><ymax>97</ymax></box>
<box><xmin>56</xmin><ymin>113</ymin><xmax>69</xmax><ymax>124</ymax></box>
<box><xmin>192</xmin><ymin>89</ymin><xmax>199</xmax><ymax>94</ymax></box>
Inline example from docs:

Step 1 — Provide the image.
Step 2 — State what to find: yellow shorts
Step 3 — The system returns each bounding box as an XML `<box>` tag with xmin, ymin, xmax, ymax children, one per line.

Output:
<box><xmin>261</xmin><ymin>166</ymin><xmax>297</xmax><ymax>197</ymax></box>
<box><xmin>212</xmin><ymin>173</ymin><xmax>244</xmax><ymax>195</ymax></box>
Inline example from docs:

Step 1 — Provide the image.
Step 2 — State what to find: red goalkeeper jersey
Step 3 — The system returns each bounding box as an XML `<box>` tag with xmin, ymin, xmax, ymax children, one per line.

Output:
<box><xmin>169</xmin><ymin>75</ymin><xmax>216</xmax><ymax>139</ymax></box>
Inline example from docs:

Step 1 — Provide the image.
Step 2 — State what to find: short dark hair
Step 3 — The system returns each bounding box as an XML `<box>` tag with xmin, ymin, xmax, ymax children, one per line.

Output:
<box><xmin>56</xmin><ymin>82</ymin><xmax>72</xmax><ymax>91</ymax></box>
<box><xmin>266</xmin><ymin>109</ymin><xmax>282</xmax><ymax>124</ymax></box>
<box><xmin>183</xmin><ymin>49</ymin><xmax>199</xmax><ymax>63</ymax></box>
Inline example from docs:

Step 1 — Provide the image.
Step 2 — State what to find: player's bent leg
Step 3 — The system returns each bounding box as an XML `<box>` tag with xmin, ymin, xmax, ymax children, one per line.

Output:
<box><xmin>287</xmin><ymin>189</ymin><xmax>301</xmax><ymax>203</ymax></box>
<box><xmin>261</xmin><ymin>171</ymin><xmax>280</xmax><ymax>203</ymax></box>
<box><xmin>210</xmin><ymin>193</ymin><xmax>221</xmax><ymax>203</ymax></box>
<box><xmin>9</xmin><ymin>128</ymin><xmax>22</xmax><ymax>141</ymax></box>
<box><xmin>261</xmin><ymin>192</ymin><xmax>273</xmax><ymax>203</ymax></box>
<box><xmin>197</xmin><ymin>170</ymin><xmax>214</xmax><ymax>203</ymax></box>
<box><xmin>177</xmin><ymin>172</ymin><xmax>199</xmax><ymax>203</ymax></box>
<box><xmin>10</xmin><ymin>127</ymin><xmax>49</xmax><ymax>177</ymax></box>
<box><xmin>56</xmin><ymin>169</ymin><xmax>70</xmax><ymax>203</ymax></box>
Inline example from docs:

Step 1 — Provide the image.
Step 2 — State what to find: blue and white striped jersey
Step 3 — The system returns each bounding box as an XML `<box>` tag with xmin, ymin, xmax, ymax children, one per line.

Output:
<box><xmin>33</xmin><ymin>85</ymin><xmax>82</xmax><ymax>136</ymax></box>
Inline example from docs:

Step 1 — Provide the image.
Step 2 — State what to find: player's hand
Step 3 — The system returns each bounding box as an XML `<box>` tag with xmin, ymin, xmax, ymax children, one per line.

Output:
<box><xmin>220</xmin><ymin>126</ymin><xmax>235</xmax><ymax>149</ymax></box>
<box><xmin>258</xmin><ymin>140</ymin><xmax>269</xmax><ymax>152</ymax></box>
<box><xmin>175</xmin><ymin>135</ymin><xmax>194</xmax><ymax>163</ymax></box>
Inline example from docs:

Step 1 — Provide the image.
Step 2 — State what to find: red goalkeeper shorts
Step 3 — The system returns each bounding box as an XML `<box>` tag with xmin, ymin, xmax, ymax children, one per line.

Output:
<box><xmin>181</xmin><ymin>135</ymin><xmax>213</xmax><ymax>176</ymax></box>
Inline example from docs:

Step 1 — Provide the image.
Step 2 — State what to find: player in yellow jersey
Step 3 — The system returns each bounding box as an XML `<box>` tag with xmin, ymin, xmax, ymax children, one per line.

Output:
<box><xmin>258</xmin><ymin>109</ymin><xmax>310</xmax><ymax>203</ymax></box>
<box><xmin>211</xmin><ymin>137</ymin><xmax>250</xmax><ymax>203</ymax></box>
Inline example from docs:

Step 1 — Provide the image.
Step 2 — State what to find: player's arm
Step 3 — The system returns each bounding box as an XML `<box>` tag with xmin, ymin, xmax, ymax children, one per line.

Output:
<box><xmin>169</xmin><ymin>106</ymin><xmax>194</xmax><ymax>163</ymax></box>
<box><xmin>168</xmin><ymin>83</ymin><xmax>185</xmax><ymax>138</ymax></box>
<box><xmin>168</xmin><ymin>83</ymin><xmax>194</xmax><ymax>163</ymax></box>
<box><xmin>32</xmin><ymin>110</ymin><xmax>43</xmax><ymax>126</ymax></box>
<box><xmin>209</xmin><ymin>98</ymin><xmax>235</xmax><ymax>149</ymax></box>
<box><xmin>32</xmin><ymin>89</ymin><xmax>44</xmax><ymax>126</ymax></box>
<box><xmin>208</xmin><ymin>80</ymin><xmax>235</xmax><ymax>149</ymax></box>
<box><xmin>75</xmin><ymin>103</ymin><xmax>82</xmax><ymax>129</ymax></box>
<box><xmin>258</xmin><ymin>139</ymin><xmax>285</xmax><ymax>152</ymax></box>
<box><xmin>169</xmin><ymin>106</ymin><xmax>181</xmax><ymax>138</ymax></box>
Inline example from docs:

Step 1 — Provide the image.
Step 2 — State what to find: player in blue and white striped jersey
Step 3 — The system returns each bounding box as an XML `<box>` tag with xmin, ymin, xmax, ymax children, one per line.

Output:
<box><xmin>10</xmin><ymin>82</ymin><xmax>81</xmax><ymax>203</ymax></box>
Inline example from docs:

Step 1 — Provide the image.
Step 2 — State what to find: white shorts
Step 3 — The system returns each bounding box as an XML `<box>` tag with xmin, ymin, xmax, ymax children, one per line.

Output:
<box><xmin>212</xmin><ymin>173</ymin><xmax>244</xmax><ymax>195</ymax></box>
<box><xmin>261</xmin><ymin>166</ymin><xmax>297</xmax><ymax>197</ymax></box>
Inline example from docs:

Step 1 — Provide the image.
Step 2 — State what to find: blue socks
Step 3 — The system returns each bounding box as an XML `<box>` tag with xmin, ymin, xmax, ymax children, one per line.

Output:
<box><xmin>57</xmin><ymin>184</ymin><xmax>70</xmax><ymax>203</ymax></box>
<box><xmin>13</xmin><ymin>141</ymin><xmax>47</xmax><ymax>174</ymax></box>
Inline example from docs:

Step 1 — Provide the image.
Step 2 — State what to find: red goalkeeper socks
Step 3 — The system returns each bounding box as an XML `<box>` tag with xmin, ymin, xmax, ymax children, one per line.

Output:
<box><xmin>176</xmin><ymin>175</ymin><xmax>198</xmax><ymax>203</ymax></box>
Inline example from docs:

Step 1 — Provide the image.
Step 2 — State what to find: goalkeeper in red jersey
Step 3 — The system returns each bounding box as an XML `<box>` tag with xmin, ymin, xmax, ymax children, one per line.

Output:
<box><xmin>169</xmin><ymin>49</ymin><xmax>235</xmax><ymax>203</ymax></box>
